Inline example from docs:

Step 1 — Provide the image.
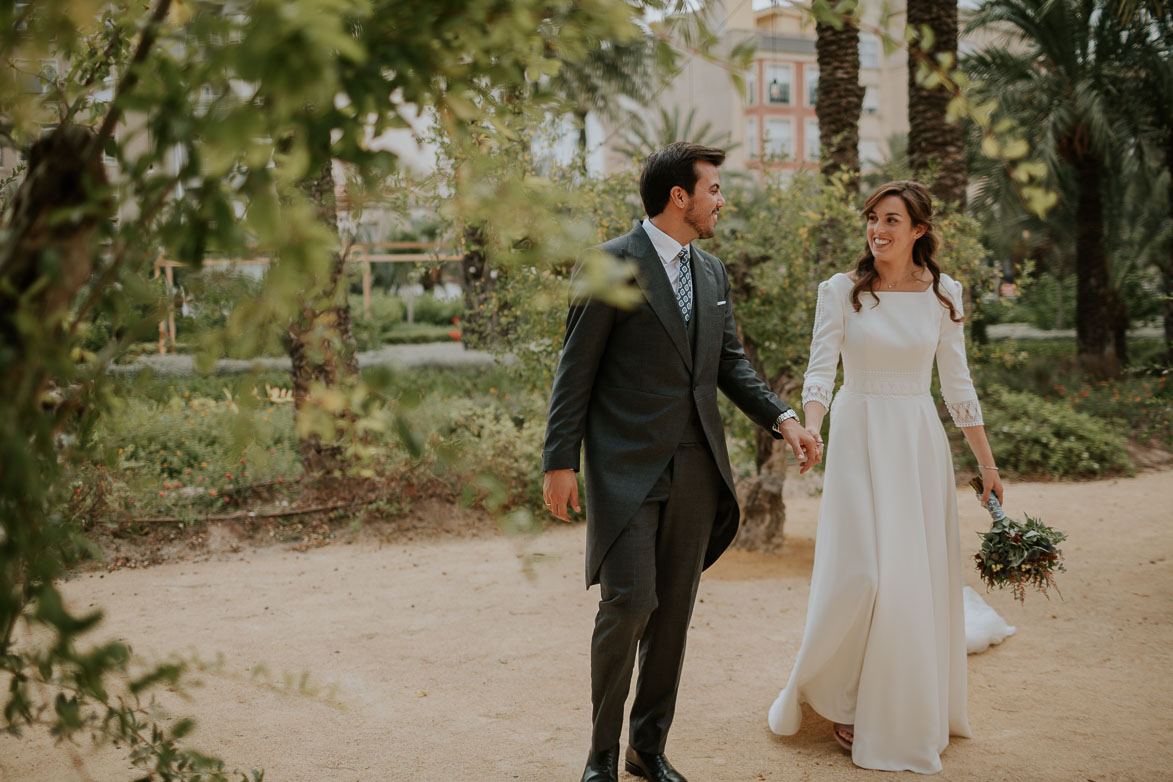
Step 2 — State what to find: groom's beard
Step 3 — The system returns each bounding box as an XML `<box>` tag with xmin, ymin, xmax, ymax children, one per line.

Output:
<box><xmin>685</xmin><ymin>204</ymin><xmax>717</xmax><ymax>240</ymax></box>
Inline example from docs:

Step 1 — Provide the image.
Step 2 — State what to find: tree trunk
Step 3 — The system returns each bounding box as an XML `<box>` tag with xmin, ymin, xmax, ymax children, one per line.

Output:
<box><xmin>1055</xmin><ymin>270</ymin><xmax>1065</xmax><ymax>330</ymax></box>
<box><xmin>0</xmin><ymin>125</ymin><xmax>105</xmax><ymax>341</ymax></box>
<box><xmin>1069</xmin><ymin>149</ymin><xmax>1117</xmax><ymax>375</ymax></box>
<box><xmin>725</xmin><ymin>252</ymin><xmax>791</xmax><ymax>551</ymax></box>
<box><xmin>1109</xmin><ymin>288</ymin><xmax>1129</xmax><ymax>367</ymax></box>
<box><xmin>0</xmin><ymin>123</ymin><xmax>108</xmax><ymax>652</ymax></box>
<box><xmin>460</xmin><ymin>223</ymin><xmax>502</xmax><ymax>349</ymax></box>
<box><xmin>1164</xmin><ymin>261</ymin><xmax>1173</xmax><ymax>366</ymax></box>
<box><xmin>907</xmin><ymin>0</ymin><xmax>966</xmax><ymax>209</ymax></box>
<box><xmin>575</xmin><ymin>108</ymin><xmax>589</xmax><ymax>175</ymax></box>
<box><xmin>1165</xmin><ymin>131</ymin><xmax>1173</xmax><ymax>364</ymax></box>
<box><xmin>733</xmin><ymin>445</ymin><xmax>788</xmax><ymax>552</ymax></box>
<box><xmin>816</xmin><ymin>4</ymin><xmax>864</xmax><ymax>194</ymax></box>
<box><xmin>285</xmin><ymin>159</ymin><xmax>361</xmax><ymax>476</ymax></box>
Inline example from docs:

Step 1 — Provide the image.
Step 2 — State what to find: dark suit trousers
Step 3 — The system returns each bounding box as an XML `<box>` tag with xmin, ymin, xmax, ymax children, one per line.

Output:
<box><xmin>589</xmin><ymin>434</ymin><xmax>723</xmax><ymax>754</ymax></box>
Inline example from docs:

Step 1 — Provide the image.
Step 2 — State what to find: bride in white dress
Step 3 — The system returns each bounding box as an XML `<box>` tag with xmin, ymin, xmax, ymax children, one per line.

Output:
<box><xmin>767</xmin><ymin>181</ymin><xmax>1004</xmax><ymax>774</ymax></box>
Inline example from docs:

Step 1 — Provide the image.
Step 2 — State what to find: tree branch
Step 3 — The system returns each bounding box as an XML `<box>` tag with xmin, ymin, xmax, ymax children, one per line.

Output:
<box><xmin>94</xmin><ymin>0</ymin><xmax>173</xmax><ymax>154</ymax></box>
<box><xmin>64</xmin><ymin>24</ymin><xmax>128</xmax><ymax>125</ymax></box>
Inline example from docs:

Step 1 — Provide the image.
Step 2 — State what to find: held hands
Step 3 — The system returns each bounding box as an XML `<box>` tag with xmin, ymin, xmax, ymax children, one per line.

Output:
<box><xmin>780</xmin><ymin>419</ymin><xmax>822</xmax><ymax>474</ymax></box>
<box><xmin>543</xmin><ymin>469</ymin><xmax>580</xmax><ymax>522</ymax></box>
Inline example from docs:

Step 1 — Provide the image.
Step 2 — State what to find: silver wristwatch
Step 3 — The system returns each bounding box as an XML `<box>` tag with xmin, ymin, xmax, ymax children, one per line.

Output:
<box><xmin>774</xmin><ymin>409</ymin><xmax>797</xmax><ymax>431</ymax></box>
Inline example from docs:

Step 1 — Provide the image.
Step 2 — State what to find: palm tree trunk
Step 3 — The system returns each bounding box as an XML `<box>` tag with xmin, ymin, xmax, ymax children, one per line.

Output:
<box><xmin>1165</xmin><ymin>132</ymin><xmax>1173</xmax><ymax>364</ymax></box>
<box><xmin>1164</xmin><ymin>258</ymin><xmax>1173</xmax><ymax>365</ymax></box>
<box><xmin>285</xmin><ymin>159</ymin><xmax>360</xmax><ymax>476</ymax></box>
<box><xmin>907</xmin><ymin>0</ymin><xmax>966</xmax><ymax>209</ymax></box>
<box><xmin>815</xmin><ymin>4</ymin><xmax>864</xmax><ymax>194</ymax></box>
<box><xmin>1070</xmin><ymin>150</ymin><xmax>1117</xmax><ymax>374</ymax></box>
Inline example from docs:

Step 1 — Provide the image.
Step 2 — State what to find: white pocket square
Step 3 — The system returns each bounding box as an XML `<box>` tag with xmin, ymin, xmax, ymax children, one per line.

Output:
<box><xmin>716</xmin><ymin>300</ymin><xmax>726</xmax><ymax>305</ymax></box>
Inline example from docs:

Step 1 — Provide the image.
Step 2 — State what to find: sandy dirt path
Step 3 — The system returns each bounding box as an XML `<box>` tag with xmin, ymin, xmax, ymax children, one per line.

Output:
<box><xmin>3</xmin><ymin>470</ymin><xmax>1171</xmax><ymax>782</ymax></box>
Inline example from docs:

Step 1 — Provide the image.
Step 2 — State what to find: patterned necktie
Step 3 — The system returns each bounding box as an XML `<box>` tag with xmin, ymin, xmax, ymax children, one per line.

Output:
<box><xmin>675</xmin><ymin>248</ymin><xmax>693</xmax><ymax>324</ymax></box>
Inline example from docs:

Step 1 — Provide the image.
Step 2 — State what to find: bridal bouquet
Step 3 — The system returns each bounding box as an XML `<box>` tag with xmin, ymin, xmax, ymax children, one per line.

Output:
<box><xmin>969</xmin><ymin>477</ymin><xmax>1066</xmax><ymax>603</ymax></box>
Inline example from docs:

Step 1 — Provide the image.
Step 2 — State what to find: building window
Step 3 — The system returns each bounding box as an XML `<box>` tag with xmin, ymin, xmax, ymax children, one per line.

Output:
<box><xmin>172</xmin><ymin>145</ymin><xmax>190</xmax><ymax>197</ymax></box>
<box><xmin>16</xmin><ymin>59</ymin><xmax>55</xmax><ymax>94</ymax></box>
<box><xmin>765</xmin><ymin>118</ymin><xmax>793</xmax><ymax>160</ymax></box>
<box><xmin>746</xmin><ymin>69</ymin><xmax>756</xmax><ymax>106</ymax></box>
<box><xmin>805</xmin><ymin>118</ymin><xmax>819</xmax><ymax>162</ymax></box>
<box><xmin>860</xmin><ymin>138</ymin><xmax>881</xmax><ymax>168</ymax></box>
<box><xmin>805</xmin><ymin>65</ymin><xmax>818</xmax><ymax>107</ymax></box>
<box><xmin>747</xmin><ymin>116</ymin><xmax>759</xmax><ymax>159</ymax></box>
<box><xmin>860</xmin><ymin>35</ymin><xmax>879</xmax><ymax>69</ymax></box>
<box><xmin>40</xmin><ymin>59</ymin><xmax>57</xmax><ymax>90</ymax></box>
<box><xmin>766</xmin><ymin>63</ymin><xmax>792</xmax><ymax>105</ymax></box>
<box><xmin>863</xmin><ymin>85</ymin><xmax>879</xmax><ymax>115</ymax></box>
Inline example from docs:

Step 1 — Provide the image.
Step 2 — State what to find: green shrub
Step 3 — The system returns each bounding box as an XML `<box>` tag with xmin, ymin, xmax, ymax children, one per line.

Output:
<box><xmin>88</xmin><ymin>390</ymin><xmax>301</xmax><ymax>520</ymax></box>
<box><xmin>964</xmin><ymin>386</ymin><xmax>1132</xmax><ymax>479</ymax></box>
<box><xmin>93</xmin><ymin>366</ymin><xmax>542</xmax><ymax>523</ymax></box>
<box><xmin>442</xmin><ymin>398</ymin><xmax>546</xmax><ymax>512</ymax></box>
<box><xmin>1013</xmin><ymin>273</ymin><xmax>1075</xmax><ymax>331</ymax></box>
<box><xmin>350</xmin><ymin>292</ymin><xmax>460</xmax><ymax>349</ymax></box>
<box><xmin>410</xmin><ymin>292</ymin><xmax>463</xmax><ymax>325</ymax></box>
<box><xmin>969</xmin><ymin>338</ymin><xmax>1172</xmax><ymax>451</ymax></box>
<box><xmin>1049</xmin><ymin>373</ymin><xmax>1172</xmax><ymax>450</ymax></box>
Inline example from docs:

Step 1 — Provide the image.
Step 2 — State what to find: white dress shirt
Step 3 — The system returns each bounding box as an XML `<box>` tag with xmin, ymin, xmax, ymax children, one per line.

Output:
<box><xmin>641</xmin><ymin>217</ymin><xmax>690</xmax><ymax>289</ymax></box>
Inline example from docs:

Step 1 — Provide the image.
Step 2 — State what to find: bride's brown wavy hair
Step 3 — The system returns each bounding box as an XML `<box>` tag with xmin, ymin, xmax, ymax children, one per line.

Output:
<box><xmin>850</xmin><ymin>180</ymin><xmax>962</xmax><ymax>323</ymax></box>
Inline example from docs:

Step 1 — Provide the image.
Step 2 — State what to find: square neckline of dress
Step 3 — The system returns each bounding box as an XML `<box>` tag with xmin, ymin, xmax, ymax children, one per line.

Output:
<box><xmin>841</xmin><ymin>274</ymin><xmax>936</xmax><ymax>295</ymax></box>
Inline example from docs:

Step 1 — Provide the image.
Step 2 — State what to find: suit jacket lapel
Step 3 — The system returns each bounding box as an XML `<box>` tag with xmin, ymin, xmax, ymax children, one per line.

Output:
<box><xmin>629</xmin><ymin>225</ymin><xmax>692</xmax><ymax>370</ymax></box>
<box><xmin>690</xmin><ymin>249</ymin><xmax>718</xmax><ymax>370</ymax></box>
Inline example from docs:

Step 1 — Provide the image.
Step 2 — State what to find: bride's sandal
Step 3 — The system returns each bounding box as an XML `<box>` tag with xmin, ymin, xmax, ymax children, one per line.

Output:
<box><xmin>833</xmin><ymin>723</ymin><xmax>854</xmax><ymax>751</ymax></box>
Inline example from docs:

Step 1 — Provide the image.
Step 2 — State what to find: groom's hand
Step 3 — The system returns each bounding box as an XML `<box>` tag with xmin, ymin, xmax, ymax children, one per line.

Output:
<box><xmin>543</xmin><ymin>469</ymin><xmax>580</xmax><ymax>522</ymax></box>
<box><xmin>780</xmin><ymin>419</ymin><xmax>821</xmax><ymax>474</ymax></box>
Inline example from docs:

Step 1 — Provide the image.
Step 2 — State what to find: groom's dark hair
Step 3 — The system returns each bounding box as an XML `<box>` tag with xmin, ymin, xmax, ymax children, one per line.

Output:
<box><xmin>639</xmin><ymin>142</ymin><xmax>726</xmax><ymax>217</ymax></box>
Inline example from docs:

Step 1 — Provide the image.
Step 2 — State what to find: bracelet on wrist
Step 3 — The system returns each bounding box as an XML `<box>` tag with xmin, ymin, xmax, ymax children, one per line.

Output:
<box><xmin>978</xmin><ymin>464</ymin><xmax>998</xmax><ymax>471</ymax></box>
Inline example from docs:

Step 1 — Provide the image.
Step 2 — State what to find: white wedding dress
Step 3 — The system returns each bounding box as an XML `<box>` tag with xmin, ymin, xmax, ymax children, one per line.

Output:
<box><xmin>768</xmin><ymin>272</ymin><xmax>982</xmax><ymax>774</ymax></box>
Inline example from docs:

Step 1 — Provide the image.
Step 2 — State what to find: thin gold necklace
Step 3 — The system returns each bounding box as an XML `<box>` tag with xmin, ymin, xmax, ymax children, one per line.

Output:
<box><xmin>881</xmin><ymin>268</ymin><xmax>922</xmax><ymax>289</ymax></box>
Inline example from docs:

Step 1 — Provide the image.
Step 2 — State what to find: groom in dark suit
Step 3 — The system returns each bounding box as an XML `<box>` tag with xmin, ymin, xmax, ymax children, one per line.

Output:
<box><xmin>542</xmin><ymin>143</ymin><xmax>820</xmax><ymax>782</ymax></box>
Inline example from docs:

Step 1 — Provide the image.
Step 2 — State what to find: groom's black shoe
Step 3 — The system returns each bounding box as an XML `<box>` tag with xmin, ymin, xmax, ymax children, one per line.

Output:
<box><xmin>581</xmin><ymin>745</ymin><xmax>619</xmax><ymax>782</ymax></box>
<box><xmin>624</xmin><ymin>747</ymin><xmax>688</xmax><ymax>782</ymax></box>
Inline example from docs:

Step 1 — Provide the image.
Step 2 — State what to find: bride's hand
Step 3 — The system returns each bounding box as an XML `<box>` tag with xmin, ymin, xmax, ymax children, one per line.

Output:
<box><xmin>780</xmin><ymin>419</ymin><xmax>821</xmax><ymax>473</ymax></box>
<box><xmin>804</xmin><ymin>425</ymin><xmax>823</xmax><ymax>457</ymax></box>
<box><xmin>978</xmin><ymin>466</ymin><xmax>1004</xmax><ymax>506</ymax></box>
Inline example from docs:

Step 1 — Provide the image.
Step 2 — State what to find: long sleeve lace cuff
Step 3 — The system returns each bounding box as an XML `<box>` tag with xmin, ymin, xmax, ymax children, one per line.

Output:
<box><xmin>802</xmin><ymin>384</ymin><xmax>834</xmax><ymax>411</ymax></box>
<box><xmin>947</xmin><ymin>398</ymin><xmax>983</xmax><ymax>427</ymax></box>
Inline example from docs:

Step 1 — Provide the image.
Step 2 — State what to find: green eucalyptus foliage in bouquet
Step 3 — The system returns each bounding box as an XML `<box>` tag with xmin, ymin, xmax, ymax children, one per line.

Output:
<box><xmin>970</xmin><ymin>477</ymin><xmax>1067</xmax><ymax>603</ymax></box>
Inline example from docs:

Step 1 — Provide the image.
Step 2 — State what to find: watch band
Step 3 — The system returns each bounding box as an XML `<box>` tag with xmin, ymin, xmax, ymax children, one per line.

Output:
<box><xmin>774</xmin><ymin>409</ymin><xmax>797</xmax><ymax>431</ymax></box>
